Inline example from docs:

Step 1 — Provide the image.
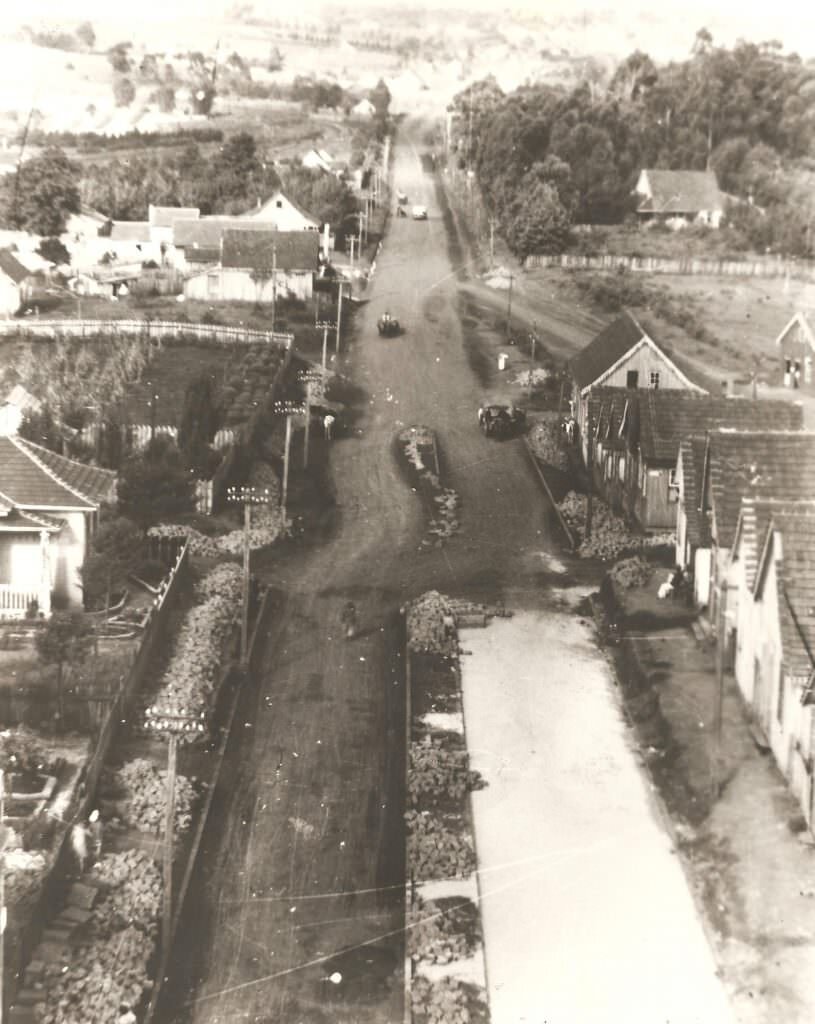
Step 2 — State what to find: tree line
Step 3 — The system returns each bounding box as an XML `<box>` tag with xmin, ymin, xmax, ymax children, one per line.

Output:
<box><xmin>450</xmin><ymin>31</ymin><xmax>815</xmax><ymax>258</ymax></box>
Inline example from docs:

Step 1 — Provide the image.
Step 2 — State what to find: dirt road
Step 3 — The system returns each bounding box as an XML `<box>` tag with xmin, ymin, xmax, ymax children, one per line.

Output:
<box><xmin>161</xmin><ymin>125</ymin><xmax>562</xmax><ymax>1024</ymax></box>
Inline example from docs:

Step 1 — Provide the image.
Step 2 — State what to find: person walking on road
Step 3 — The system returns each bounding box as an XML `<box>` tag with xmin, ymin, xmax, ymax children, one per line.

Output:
<box><xmin>340</xmin><ymin>601</ymin><xmax>358</xmax><ymax>640</ymax></box>
<box><xmin>324</xmin><ymin>413</ymin><xmax>336</xmax><ymax>440</ymax></box>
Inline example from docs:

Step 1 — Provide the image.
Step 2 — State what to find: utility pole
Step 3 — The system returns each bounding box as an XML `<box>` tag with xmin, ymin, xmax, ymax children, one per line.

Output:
<box><xmin>316</xmin><ymin>321</ymin><xmax>332</xmax><ymax>370</ymax></box>
<box><xmin>148</xmin><ymin>384</ymin><xmax>158</xmax><ymax>441</ymax></box>
<box><xmin>585</xmin><ymin>414</ymin><xmax>594</xmax><ymax>540</ymax></box>
<box><xmin>528</xmin><ymin>321</ymin><xmax>538</xmax><ymax>400</ymax></box>
<box><xmin>712</xmin><ymin>584</ymin><xmax>726</xmax><ymax>799</ymax></box>
<box><xmin>489</xmin><ymin>217</ymin><xmax>495</xmax><ymax>267</ymax></box>
<box><xmin>504</xmin><ymin>273</ymin><xmax>514</xmax><ymax>341</ymax></box>
<box><xmin>348</xmin><ymin>234</ymin><xmax>357</xmax><ymax>266</ymax></box>
<box><xmin>1</xmin><ymin>770</ymin><xmax>6</xmax><ymax>1024</ymax></box>
<box><xmin>226</xmin><ymin>486</ymin><xmax>271</xmax><ymax>666</ymax></box>
<box><xmin>273</xmin><ymin>401</ymin><xmax>306</xmax><ymax>521</ymax></box>
<box><xmin>270</xmin><ymin>243</ymin><xmax>278</xmax><ymax>334</ymax></box>
<box><xmin>143</xmin><ymin>709</ymin><xmax>205</xmax><ymax>963</ymax></box>
<box><xmin>336</xmin><ymin>283</ymin><xmax>344</xmax><ymax>354</ymax></box>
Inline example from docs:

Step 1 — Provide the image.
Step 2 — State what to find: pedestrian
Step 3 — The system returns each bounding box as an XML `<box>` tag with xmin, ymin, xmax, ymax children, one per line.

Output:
<box><xmin>70</xmin><ymin>822</ymin><xmax>88</xmax><ymax>875</ymax></box>
<box><xmin>88</xmin><ymin>809</ymin><xmax>102</xmax><ymax>863</ymax></box>
<box><xmin>340</xmin><ymin>601</ymin><xmax>358</xmax><ymax>640</ymax></box>
<box><xmin>324</xmin><ymin>413</ymin><xmax>335</xmax><ymax>440</ymax></box>
<box><xmin>117</xmin><ymin>1004</ymin><xmax>137</xmax><ymax>1024</ymax></box>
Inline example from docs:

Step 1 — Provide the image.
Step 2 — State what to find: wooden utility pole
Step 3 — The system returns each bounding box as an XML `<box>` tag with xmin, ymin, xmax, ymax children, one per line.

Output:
<box><xmin>712</xmin><ymin>585</ymin><xmax>726</xmax><ymax>798</ymax></box>
<box><xmin>226</xmin><ymin>486</ymin><xmax>271</xmax><ymax>666</ymax></box>
<box><xmin>270</xmin><ymin>243</ymin><xmax>278</xmax><ymax>333</ymax></box>
<box><xmin>489</xmin><ymin>218</ymin><xmax>495</xmax><ymax>266</ymax></box>
<box><xmin>1</xmin><ymin>770</ymin><xmax>6</xmax><ymax>1024</ymax></box>
<box><xmin>303</xmin><ymin>384</ymin><xmax>311</xmax><ymax>469</ymax></box>
<box><xmin>505</xmin><ymin>274</ymin><xmax>514</xmax><ymax>340</ymax></box>
<box><xmin>282</xmin><ymin>413</ymin><xmax>292</xmax><ymax>518</ymax></box>
<box><xmin>348</xmin><ymin>234</ymin><xmax>357</xmax><ymax>266</ymax></box>
<box><xmin>336</xmin><ymin>284</ymin><xmax>344</xmax><ymax>354</ymax></box>
<box><xmin>162</xmin><ymin>732</ymin><xmax>177</xmax><ymax>959</ymax></box>
<box><xmin>585</xmin><ymin>415</ymin><xmax>594</xmax><ymax>540</ymax></box>
<box><xmin>528</xmin><ymin>325</ymin><xmax>537</xmax><ymax>400</ymax></box>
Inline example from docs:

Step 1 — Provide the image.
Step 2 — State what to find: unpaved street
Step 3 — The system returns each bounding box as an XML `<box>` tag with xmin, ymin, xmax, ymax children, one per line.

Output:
<box><xmin>161</xmin><ymin>124</ymin><xmax>728</xmax><ymax>1024</ymax></box>
<box><xmin>461</xmin><ymin>610</ymin><xmax>733</xmax><ymax>1024</ymax></box>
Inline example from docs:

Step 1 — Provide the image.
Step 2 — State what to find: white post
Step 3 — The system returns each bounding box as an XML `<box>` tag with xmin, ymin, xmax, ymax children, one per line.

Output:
<box><xmin>241</xmin><ymin>503</ymin><xmax>251</xmax><ymax>666</ymax></box>
<box><xmin>39</xmin><ymin>529</ymin><xmax>51</xmax><ymax>618</ymax></box>
<box><xmin>303</xmin><ymin>385</ymin><xmax>311</xmax><ymax>470</ymax></box>
<box><xmin>335</xmin><ymin>285</ymin><xmax>344</xmax><ymax>354</ymax></box>
<box><xmin>281</xmin><ymin>414</ymin><xmax>292</xmax><ymax>519</ymax></box>
<box><xmin>1</xmin><ymin>769</ymin><xmax>5</xmax><ymax>1024</ymax></box>
<box><xmin>322</xmin><ymin>326</ymin><xmax>328</xmax><ymax>370</ymax></box>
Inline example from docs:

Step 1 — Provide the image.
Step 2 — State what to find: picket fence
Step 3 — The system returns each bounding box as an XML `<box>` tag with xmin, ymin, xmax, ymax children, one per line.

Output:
<box><xmin>79</xmin><ymin>423</ymin><xmax>234</xmax><ymax>452</ymax></box>
<box><xmin>0</xmin><ymin>318</ymin><xmax>294</xmax><ymax>348</ymax></box>
<box><xmin>524</xmin><ymin>251</ymin><xmax>815</xmax><ymax>282</ymax></box>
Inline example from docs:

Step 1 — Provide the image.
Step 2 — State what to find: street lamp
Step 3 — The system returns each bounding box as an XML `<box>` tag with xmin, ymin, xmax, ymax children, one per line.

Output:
<box><xmin>143</xmin><ymin>706</ymin><xmax>205</xmax><ymax>960</ymax></box>
<box><xmin>226</xmin><ymin>485</ymin><xmax>272</xmax><ymax>667</ymax></box>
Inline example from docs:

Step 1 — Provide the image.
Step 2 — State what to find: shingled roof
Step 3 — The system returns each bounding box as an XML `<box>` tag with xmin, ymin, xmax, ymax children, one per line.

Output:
<box><xmin>0</xmin><ymin>248</ymin><xmax>32</xmax><ymax>284</ymax></box>
<box><xmin>570</xmin><ymin>312</ymin><xmax>711</xmax><ymax>393</ymax></box>
<box><xmin>733</xmin><ymin>498</ymin><xmax>815</xmax><ymax>591</ymax></box>
<box><xmin>0</xmin><ymin>435</ymin><xmax>116</xmax><ymax>510</ymax></box>
<box><xmin>678</xmin><ymin>436</ymin><xmax>709</xmax><ymax>548</ymax></box>
<box><xmin>638</xmin><ymin>391</ymin><xmax>804</xmax><ymax>463</ymax></box>
<box><xmin>174</xmin><ymin>217</ymin><xmax>269</xmax><ymax>249</ymax></box>
<box><xmin>704</xmin><ymin>431</ymin><xmax>815</xmax><ymax>550</ymax></box>
<box><xmin>148</xmin><ymin>205</ymin><xmax>200</xmax><ymax>228</ymax></box>
<box><xmin>637</xmin><ymin>169</ymin><xmax>723</xmax><ymax>216</ymax></box>
<box><xmin>221</xmin><ymin>230</ymin><xmax>320</xmax><ymax>272</ymax></box>
<box><xmin>754</xmin><ymin>511</ymin><xmax>815</xmax><ymax>680</ymax></box>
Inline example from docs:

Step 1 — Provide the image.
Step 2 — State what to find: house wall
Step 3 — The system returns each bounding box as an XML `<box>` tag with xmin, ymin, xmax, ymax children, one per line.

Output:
<box><xmin>749</xmin><ymin>555</ymin><xmax>781</xmax><ymax>738</ymax></box>
<box><xmin>694</xmin><ymin>547</ymin><xmax>711</xmax><ymax>607</ymax></box>
<box><xmin>631</xmin><ymin>464</ymin><xmax>677</xmax><ymax>531</ymax></box>
<box><xmin>0</xmin><ymin>275</ymin><xmax>21</xmax><ymax>316</ymax></box>
<box><xmin>244</xmin><ymin>194</ymin><xmax>320</xmax><ymax>231</ymax></box>
<box><xmin>184</xmin><ymin>267</ymin><xmax>314</xmax><ymax>303</ymax></box>
<box><xmin>779</xmin><ymin>333</ymin><xmax>815</xmax><ymax>392</ymax></box>
<box><xmin>51</xmin><ymin>511</ymin><xmax>87</xmax><ymax>609</ymax></box>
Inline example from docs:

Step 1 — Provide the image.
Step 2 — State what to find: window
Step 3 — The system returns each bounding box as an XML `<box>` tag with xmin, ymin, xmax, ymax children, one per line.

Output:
<box><xmin>206</xmin><ymin>273</ymin><xmax>219</xmax><ymax>299</ymax></box>
<box><xmin>276</xmin><ymin>200</ymin><xmax>283</xmax><ymax>208</ymax></box>
<box><xmin>650</xmin><ymin>371</ymin><xmax>660</xmax><ymax>389</ymax></box>
<box><xmin>668</xmin><ymin>467</ymin><xmax>679</xmax><ymax>503</ymax></box>
<box><xmin>626</xmin><ymin>370</ymin><xmax>639</xmax><ymax>388</ymax></box>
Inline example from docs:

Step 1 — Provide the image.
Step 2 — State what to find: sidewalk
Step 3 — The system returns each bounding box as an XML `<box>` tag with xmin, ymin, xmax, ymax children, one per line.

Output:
<box><xmin>614</xmin><ymin>578</ymin><xmax>815</xmax><ymax>1024</ymax></box>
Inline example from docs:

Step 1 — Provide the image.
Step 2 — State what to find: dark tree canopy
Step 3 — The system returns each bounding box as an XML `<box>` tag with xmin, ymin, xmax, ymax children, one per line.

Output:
<box><xmin>1</xmin><ymin>146</ymin><xmax>80</xmax><ymax>236</ymax></box>
<box><xmin>117</xmin><ymin>436</ymin><xmax>196</xmax><ymax>530</ymax></box>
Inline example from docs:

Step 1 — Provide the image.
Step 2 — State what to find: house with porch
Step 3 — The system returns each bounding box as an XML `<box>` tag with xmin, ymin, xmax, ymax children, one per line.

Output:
<box><xmin>774</xmin><ymin>312</ymin><xmax>815</xmax><ymax>391</ymax></box>
<box><xmin>732</xmin><ymin>508</ymin><xmax>815</xmax><ymax>827</ymax></box>
<box><xmin>0</xmin><ymin>435</ymin><xmax>116</xmax><ymax>618</ymax></box>
<box><xmin>569</xmin><ymin>311</ymin><xmax>709</xmax><ymax>464</ymax></box>
<box><xmin>635</xmin><ymin>169</ymin><xmax>725</xmax><ymax>229</ymax></box>
<box><xmin>695</xmin><ymin>430</ymin><xmax>815</xmax><ymax>659</ymax></box>
<box><xmin>184</xmin><ymin>229</ymin><xmax>320</xmax><ymax>304</ymax></box>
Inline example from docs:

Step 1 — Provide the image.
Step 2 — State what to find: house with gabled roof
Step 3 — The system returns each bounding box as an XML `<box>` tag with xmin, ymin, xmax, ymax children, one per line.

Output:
<box><xmin>0</xmin><ymin>435</ymin><xmax>116</xmax><ymax>617</ymax></box>
<box><xmin>0</xmin><ymin>249</ymin><xmax>39</xmax><ymax>316</ymax></box>
<box><xmin>242</xmin><ymin>189</ymin><xmax>320</xmax><ymax>232</ymax></box>
<box><xmin>697</xmin><ymin>430</ymin><xmax>815</xmax><ymax>662</ymax></box>
<box><xmin>774</xmin><ymin>311</ymin><xmax>815</xmax><ymax>390</ymax></box>
<box><xmin>734</xmin><ymin>509</ymin><xmax>815</xmax><ymax>826</ymax></box>
<box><xmin>635</xmin><ymin>168</ymin><xmax>725</xmax><ymax>228</ymax></box>
<box><xmin>184</xmin><ymin>229</ymin><xmax>320</xmax><ymax>304</ymax></box>
<box><xmin>570</xmin><ymin>311</ymin><xmax>710</xmax><ymax>464</ymax></box>
<box><xmin>148</xmin><ymin>204</ymin><xmax>200</xmax><ymax>247</ymax></box>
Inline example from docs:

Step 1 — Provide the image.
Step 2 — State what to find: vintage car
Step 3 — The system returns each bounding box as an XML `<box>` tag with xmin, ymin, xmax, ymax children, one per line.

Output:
<box><xmin>477</xmin><ymin>403</ymin><xmax>527</xmax><ymax>438</ymax></box>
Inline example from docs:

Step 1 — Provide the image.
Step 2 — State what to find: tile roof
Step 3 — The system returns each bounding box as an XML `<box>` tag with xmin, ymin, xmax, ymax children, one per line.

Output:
<box><xmin>0</xmin><ymin>508</ymin><xmax>64</xmax><ymax>532</ymax></box>
<box><xmin>637</xmin><ymin>169</ymin><xmax>723</xmax><ymax>215</ymax></box>
<box><xmin>173</xmin><ymin>217</ymin><xmax>269</xmax><ymax>249</ymax></box>
<box><xmin>679</xmin><ymin>437</ymin><xmax>709</xmax><ymax>547</ymax></box>
<box><xmin>733</xmin><ymin>498</ymin><xmax>815</xmax><ymax>590</ymax></box>
<box><xmin>108</xmin><ymin>221</ymin><xmax>152</xmax><ymax>243</ymax></box>
<box><xmin>186</xmin><ymin>246</ymin><xmax>221</xmax><ymax>264</ymax></box>
<box><xmin>704</xmin><ymin>431</ymin><xmax>815</xmax><ymax>550</ymax></box>
<box><xmin>0</xmin><ymin>248</ymin><xmax>32</xmax><ymax>284</ymax></box>
<box><xmin>0</xmin><ymin>435</ymin><xmax>115</xmax><ymax>509</ymax></box>
<box><xmin>221</xmin><ymin>229</ymin><xmax>321</xmax><ymax>272</ymax></box>
<box><xmin>756</xmin><ymin>512</ymin><xmax>815</xmax><ymax>678</ymax></box>
<box><xmin>148</xmin><ymin>205</ymin><xmax>200</xmax><ymax>228</ymax></box>
<box><xmin>638</xmin><ymin>391</ymin><xmax>804</xmax><ymax>463</ymax></box>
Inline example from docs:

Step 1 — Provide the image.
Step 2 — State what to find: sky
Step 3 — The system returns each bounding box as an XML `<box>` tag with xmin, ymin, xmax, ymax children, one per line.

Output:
<box><xmin>10</xmin><ymin>0</ymin><xmax>815</xmax><ymax>59</ymax></box>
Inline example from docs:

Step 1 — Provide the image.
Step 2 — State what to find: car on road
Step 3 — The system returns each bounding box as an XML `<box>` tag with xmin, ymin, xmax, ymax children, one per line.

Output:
<box><xmin>478</xmin><ymin>403</ymin><xmax>527</xmax><ymax>439</ymax></box>
<box><xmin>411</xmin><ymin>205</ymin><xmax>428</xmax><ymax>220</ymax></box>
<box><xmin>377</xmin><ymin>313</ymin><xmax>402</xmax><ymax>337</ymax></box>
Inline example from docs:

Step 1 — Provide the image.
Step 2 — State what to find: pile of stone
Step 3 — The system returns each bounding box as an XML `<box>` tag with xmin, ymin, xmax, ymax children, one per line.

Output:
<box><xmin>558</xmin><ymin>491</ymin><xmax>674</xmax><ymax>561</ymax></box>
<box><xmin>527</xmin><ymin>419</ymin><xmax>569</xmax><ymax>470</ymax></box>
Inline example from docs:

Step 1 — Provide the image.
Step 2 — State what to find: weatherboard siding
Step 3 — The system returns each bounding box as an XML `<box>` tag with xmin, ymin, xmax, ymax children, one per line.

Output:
<box><xmin>184</xmin><ymin>267</ymin><xmax>314</xmax><ymax>303</ymax></box>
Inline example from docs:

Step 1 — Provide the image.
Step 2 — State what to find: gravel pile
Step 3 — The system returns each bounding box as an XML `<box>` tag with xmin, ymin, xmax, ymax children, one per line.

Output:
<box><xmin>527</xmin><ymin>419</ymin><xmax>569</xmax><ymax>470</ymax></box>
<box><xmin>407</xmin><ymin>591</ymin><xmax>457</xmax><ymax>655</ymax></box>
<box><xmin>558</xmin><ymin>491</ymin><xmax>675</xmax><ymax>560</ymax></box>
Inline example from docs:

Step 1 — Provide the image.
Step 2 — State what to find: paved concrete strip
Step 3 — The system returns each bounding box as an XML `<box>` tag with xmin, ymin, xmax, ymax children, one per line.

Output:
<box><xmin>460</xmin><ymin>610</ymin><xmax>734</xmax><ymax>1024</ymax></box>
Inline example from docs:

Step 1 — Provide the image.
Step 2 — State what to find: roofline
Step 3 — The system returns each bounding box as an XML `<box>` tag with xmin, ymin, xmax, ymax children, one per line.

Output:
<box><xmin>8</xmin><ymin>435</ymin><xmax>101</xmax><ymax>508</ymax></box>
<box><xmin>14</xmin><ymin>502</ymin><xmax>96</xmax><ymax>512</ymax></box>
<box><xmin>774</xmin><ymin>311</ymin><xmax>814</xmax><ymax>349</ymax></box>
<box><xmin>579</xmin><ymin>332</ymin><xmax>706</xmax><ymax>396</ymax></box>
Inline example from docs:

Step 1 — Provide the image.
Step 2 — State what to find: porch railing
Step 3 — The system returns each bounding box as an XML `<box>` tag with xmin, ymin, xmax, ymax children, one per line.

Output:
<box><xmin>0</xmin><ymin>585</ymin><xmax>39</xmax><ymax>619</ymax></box>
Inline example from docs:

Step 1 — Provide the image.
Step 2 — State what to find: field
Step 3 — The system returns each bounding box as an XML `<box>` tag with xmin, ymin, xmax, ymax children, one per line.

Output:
<box><xmin>522</xmin><ymin>266</ymin><xmax>815</xmax><ymax>383</ymax></box>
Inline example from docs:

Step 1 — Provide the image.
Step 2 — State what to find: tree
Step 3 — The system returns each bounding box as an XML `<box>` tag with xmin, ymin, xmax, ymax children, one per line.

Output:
<box><xmin>506</xmin><ymin>181</ymin><xmax>571</xmax><ymax>258</ymax></box>
<box><xmin>107</xmin><ymin>42</ymin><xmax>133</xmax><ymax>74</ymax></box>
<box><xmin>18</xmin><ymin>405</ymin><xmax>63</xmax><ymax>453</ymax></box>
<box><xmin>113</xmin><ymin>76</ymin><xmax>136</xmax><ymax>108</ymax></box>
<box><xmin>178</xmin><ymin>372</ymin><xmax>220</xmax><ymax>475</ymax></box>
<box><xmin>35</xmin><ymin>611</ymin><xmax>93</xmax><ymax>729</ymax></box>
<box><xmin>154</xmin><ymin>84</ymin><xmax>176</xmax><ymax>113</ymax></box>
<box><xmin>37</xmin><ymin>236</ymin><xmax>70</xmax><ymax>266</ymax></box>
<box><xmin>81</xmin><ymin>516</ymin><xmax>143</xmax><ymax>612</ymax></box>
<box><xmin>268</xmin><ymin>46</ymin><xmax>284</xmax><ymax>72</ymax></box>
<box><xmin>76</xmin><ymin>21</ymin><xmax>95</xmax><ymax>50</ymax></box>
<box><xmin>369</xmin><ymin>79</ymin><xmax>391</xmax><ymax>119</ymax></box>
<box><xmin>117</xmin><ymin>436</ymin><xmax>196</xmax><ymax>529</ymax></box>
<box><xmin>1</xmin><ymin>146</ymin><xmax>80</xmax><ymax>236</ymax></box>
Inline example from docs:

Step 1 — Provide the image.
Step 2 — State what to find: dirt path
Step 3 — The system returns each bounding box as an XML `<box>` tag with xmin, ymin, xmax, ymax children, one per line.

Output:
<box><xmin>161</xmin><ymin>122</ymin><xmax>564</xmax><ymax>1024</ymax></box>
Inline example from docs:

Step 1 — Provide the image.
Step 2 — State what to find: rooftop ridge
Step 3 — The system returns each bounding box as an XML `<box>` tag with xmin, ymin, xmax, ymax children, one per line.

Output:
<box><xmin>10</xmin><ymin>436</ymin><xmax>97</xmax><ymax>508</ymax></box>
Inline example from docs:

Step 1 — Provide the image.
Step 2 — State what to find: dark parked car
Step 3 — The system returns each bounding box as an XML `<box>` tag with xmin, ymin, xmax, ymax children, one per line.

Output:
<box><xmin>478</xmin><ymin>403</ymin><xmax>527</xmax><ymax>438</ymax></box>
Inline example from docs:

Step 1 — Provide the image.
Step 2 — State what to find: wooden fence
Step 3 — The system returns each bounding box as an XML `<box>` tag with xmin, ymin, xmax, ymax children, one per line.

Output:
<box><xmin>524</xmin><ymin>251</ymin><xmax>815</xmax><ymax>281</ymax></box>
<box><xmin>0</xmin><ymin>318</ymin><xmax>294</xmax><ymax>347</ymax></box>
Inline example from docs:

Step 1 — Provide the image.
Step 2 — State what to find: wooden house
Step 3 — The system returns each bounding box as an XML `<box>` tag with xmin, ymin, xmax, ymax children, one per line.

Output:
<box><xmin>635</xmin><ymin>169</ymin><xmax>725</xmax><ymax>228</ymax></box>
<box><xmin>774</xmin><ymin>312</ymin><xmax>815</xmax><ymax>391</ymax></box>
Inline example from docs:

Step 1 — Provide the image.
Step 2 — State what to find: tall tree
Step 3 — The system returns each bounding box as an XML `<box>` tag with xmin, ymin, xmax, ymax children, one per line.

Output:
<box><xmin>117</xmin><ymin>436</ymin><xmax>196</xmax><ymax>530</ymax></box>
<box><xmin>2</xmin><ymin>146</ymin><xmax>80</xmax><ymax>235</ymax></box>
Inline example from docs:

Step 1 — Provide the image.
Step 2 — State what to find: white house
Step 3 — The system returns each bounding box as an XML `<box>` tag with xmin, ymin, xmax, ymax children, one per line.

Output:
<box><xmin>147</xmin><ymin>204</ymin><xmax>201</xmax><ymax>248</ymax></box>
<box><xmin>0</xmin><ymin>385</ymin><xmax>41</xmax><ymax>436</ymax></box>
<box><xmin>0</xmin><ymin>435</ymin><xmax>116</xmax><ymax>617</ymax></box>
<box><xmin>635</xmin><ymin>169</ymin><xmax>725</xmax><ymax>229</ymax></box>
<box><xmin>0</xmin><ymin>249</ymin><xmax>37</xmax><ymax>317</ymax></box>
<box><xmin>184</xmin><ymin>229</ymin><xmax>320</xmax><ymax>304</ymax></box>
<box><xmin>242</xmin><ymin>190</ymin><xmax>320</xmax><ymax>232</ymax></box>
<box><xmin>302</xmin><ymin>149</ymin><xmax>335</xmax><ymax>174</ymax></box>
<box><xmin>350</xmin><ymin>98</ymin><xmax>376</xmax><ymax>119</ymax></box>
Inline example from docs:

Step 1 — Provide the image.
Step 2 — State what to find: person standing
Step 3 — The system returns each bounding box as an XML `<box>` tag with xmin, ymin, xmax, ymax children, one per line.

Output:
<box><xmin>88</xmin><ymin>808</ymin><xmax>103</xmax><ymax>863</ymax></box>
<box><xmin>324</xmin><ymin>413</ymin><xmax>336</xmax><ymax>440</ymax></box>
<box><xmin>70</xmin><ymin>821</ymin><xmax>88</xmax><ymax>875</ymax></box>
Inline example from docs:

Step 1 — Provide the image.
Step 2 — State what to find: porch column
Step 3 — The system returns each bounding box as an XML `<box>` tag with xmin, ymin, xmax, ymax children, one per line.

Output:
<box><xmin>39</xmin><ymin>529</ymin><xmax>51</xmax><ymax>618</ymax></box>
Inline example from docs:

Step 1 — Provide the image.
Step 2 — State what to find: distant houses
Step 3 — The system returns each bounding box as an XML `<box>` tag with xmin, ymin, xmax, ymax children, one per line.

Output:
<box><xmin>0</xmin><ymin>249</ymin><xmax>40</xmax><ymax>316</ymax></box>
<box><xmin>774</xmin><ymin>312</ymin><xmax>815</xmax><ymax>390</ymax></box>
<box><xmin>635</xmin><ymin>169</ymin><xmax>725</xmax><ymax>229</ymax></box>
